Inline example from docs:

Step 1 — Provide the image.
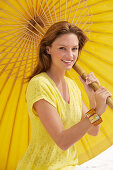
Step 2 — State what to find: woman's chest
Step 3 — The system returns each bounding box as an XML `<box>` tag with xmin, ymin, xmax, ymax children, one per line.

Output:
<box><xmin>57</xmin><ymin>83</ymin><xmax>70</xmax><ymax>104</ymax></box>
<box><xmin>57</xmin><ymin>91</ymin><xmax>82</xmax><ymax>129</ymax></box>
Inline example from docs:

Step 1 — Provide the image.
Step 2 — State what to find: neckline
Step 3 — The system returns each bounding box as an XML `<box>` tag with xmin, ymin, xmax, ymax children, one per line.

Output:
<box><xmin>43</xmin><ymin>72</ymin><xmax>71</xmax><ymax>105</ymax></box>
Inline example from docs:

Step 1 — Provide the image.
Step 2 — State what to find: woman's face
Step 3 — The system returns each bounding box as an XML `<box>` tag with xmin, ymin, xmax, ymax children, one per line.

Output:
<box><xmin>46</xmin><ymin>33</ymin><xmax>79</xmax><ymax>71</ymax></box>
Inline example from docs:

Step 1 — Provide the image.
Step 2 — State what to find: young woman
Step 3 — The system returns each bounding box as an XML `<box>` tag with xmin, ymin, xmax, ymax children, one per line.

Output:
<box><xmin>16</xmin><ymin>21</ymin><xmax>112</xmax><ymax>170</ymax></box>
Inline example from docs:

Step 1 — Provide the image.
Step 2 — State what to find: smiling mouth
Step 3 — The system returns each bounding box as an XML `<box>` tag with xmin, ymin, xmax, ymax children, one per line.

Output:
<box><xmin>61</xmin><ymin>60</ymin><xmax>73</xmax><ymax>64</ymax></box>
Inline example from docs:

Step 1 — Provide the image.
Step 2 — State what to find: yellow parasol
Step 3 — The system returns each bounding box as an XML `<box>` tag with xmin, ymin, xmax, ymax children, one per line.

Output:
<box><xmin>0</xmin><ymin>0</ymin><xmax>113</xmax><ymax>169</ymax></box>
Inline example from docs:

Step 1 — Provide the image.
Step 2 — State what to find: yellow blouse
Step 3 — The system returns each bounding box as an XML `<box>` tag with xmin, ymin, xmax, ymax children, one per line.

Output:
<box><xmin>16</xmin><ymin>72</ymin><xmax>82</xmax><ymax>170</ymax></box>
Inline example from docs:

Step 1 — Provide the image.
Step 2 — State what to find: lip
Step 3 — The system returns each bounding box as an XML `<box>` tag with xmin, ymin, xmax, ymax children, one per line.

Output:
<box><xmin>61</xmin><ymin>60</ymin><xmax>73</xmax><ymax>62</ymax></box>
<box><xmin>61</xmin><ymin>59</ymin><xmax>73</xmax><ymax>65</ymax></box>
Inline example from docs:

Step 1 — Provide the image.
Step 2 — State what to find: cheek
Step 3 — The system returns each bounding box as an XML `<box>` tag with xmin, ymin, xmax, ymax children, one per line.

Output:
<box><xmin>54</xmin><ymin>50</ymin><xmax>64</xmax><ymax>58</ymax></box>
<box><xmin>75</xmin><ymin>51</ymin><xmax>79</xmax><ymax>56</ymax></box>
<box><xmin>58</xmin><ymin>50</ymin><xmax>65</xmax><ymax>56</ymax></box>
<box><xmin>73</xmin><ymin>52</ymin><xmax>78</xmax><ymax>60</ymax></box>
<box><xmin>73</xmin><ymin>51</ymin><xmax>78</xmax><ymax>55</ymax></box>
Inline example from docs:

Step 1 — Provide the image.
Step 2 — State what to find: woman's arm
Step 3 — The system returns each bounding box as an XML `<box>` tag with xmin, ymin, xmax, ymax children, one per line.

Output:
<box><xmin>33</xmin><ymin>99</ymin><xmax>93</xmax><ymax>151</ymax></box>
<box><xmin>33</xmin><ymin>86</ymin><xmax>111</xmax><ymax>151</ymax></box>
<box><xmin>81</xmin><ymin>100</ymin><xmax>100</xmax><ymax>136</ymax></box>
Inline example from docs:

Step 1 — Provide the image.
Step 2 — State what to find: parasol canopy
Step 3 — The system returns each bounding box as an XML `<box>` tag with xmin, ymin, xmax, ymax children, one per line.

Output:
<box><xmin>0</xmin><ymin>0</ymin><xmax>113</xmax><ymax>169</ymax></box>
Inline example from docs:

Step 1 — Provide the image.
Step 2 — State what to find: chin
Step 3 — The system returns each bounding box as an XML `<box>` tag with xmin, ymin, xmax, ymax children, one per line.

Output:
<box><xmin>65</xmin><ymin>66</ymin><xmax>73</xmax><ymax>70</ymax></box>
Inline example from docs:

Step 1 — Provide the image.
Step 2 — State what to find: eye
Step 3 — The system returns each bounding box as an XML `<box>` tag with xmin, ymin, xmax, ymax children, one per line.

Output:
<box><xmin>72</xmin><ymin>47</ymin><xmax>78</xmax><ymax>50</ymax></box>
<box><xmin>59</xmin><ymin>47</ymin><xmax>65</xmax><ymax>50</ymax></box>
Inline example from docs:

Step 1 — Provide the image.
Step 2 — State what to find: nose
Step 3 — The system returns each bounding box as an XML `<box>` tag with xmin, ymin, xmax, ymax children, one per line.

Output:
<box><xmin>66</xmin><ymin>49</ymin><xmax>74</xmax><ymax>60</ymax></box>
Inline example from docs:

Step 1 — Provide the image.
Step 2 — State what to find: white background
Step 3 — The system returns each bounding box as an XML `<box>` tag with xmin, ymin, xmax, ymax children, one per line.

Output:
<box><xmin>76</xmin><ymin>145</ymin><xmax>113</xmax><ymax>170</ymax></box>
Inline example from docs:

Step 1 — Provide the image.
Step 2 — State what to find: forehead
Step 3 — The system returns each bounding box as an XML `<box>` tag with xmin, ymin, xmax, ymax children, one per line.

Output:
<box><xmin>52</xmin><ymin>33</ymin><xmax>79</xmax><ymax>46</ymax></box>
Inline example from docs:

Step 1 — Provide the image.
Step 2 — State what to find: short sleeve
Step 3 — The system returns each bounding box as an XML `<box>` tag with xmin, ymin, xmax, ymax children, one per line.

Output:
<box><xmin>26</xmin><ymin>78</ymin><xmax>57</xmax><ymax>116</ymax></box>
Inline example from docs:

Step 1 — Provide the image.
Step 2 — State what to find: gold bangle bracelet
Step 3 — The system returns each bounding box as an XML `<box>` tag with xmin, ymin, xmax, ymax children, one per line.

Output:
<box><xmin>85</xmin><ymin>108</ymin><xmax>95</xmax><ymax>118</ymax></box>
<box><xmin>85</xmin><ymin>108</ymin><xmax>103</xmax><ymax>126</ymax></box>
<box><xmin>89</xmin><ymin>113</ymin><xmax>103</xmax><ymax>126</ymax></box>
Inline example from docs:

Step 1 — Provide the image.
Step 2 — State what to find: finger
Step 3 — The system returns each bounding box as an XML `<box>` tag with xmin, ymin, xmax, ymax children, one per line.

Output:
<box><xmin>102</xmin><ymin>91</ymin><xmax>112</xmax><ymax>97</ymax></box>
<box><xmin>88</xmin><ymin>75</ymin><xmax>100</xmax><ymax>82</ymax></box>
<box><xmin>86</xmin><ymin>79</ymin><xmax>91</xmax><ymax>84</ymax></box>
<box><xmin>87</xmin><ymin>76</ymin><xmax>99</xmax><ymax>82</ymax></box>
<box><xmin>99</xmin><ymin>87</ymin><xmax>112</xmax><ymax>94</ymax></box>
<box><xmin>86</xmin><ymin>72</ymin><xmax>95</xmax><ymax>79</ymax></box>
<box><xmin>95</xmin><ymin>86</ymin><xmax>106</xmax><ymax>93</ymax></box>
<box><xmin>87</xmin><ymin>78</ymin><xmax>100</xmax><ymax>86</ymax></box>
<box><xmin>86</xmin><ymin>74</ymin><xmax>100</xmax><ymax>85</ymax></box>
<box><xmin>101</xmin><ymin>94</ymin><xmax>112</xmax><ymax>102</ymax></box>
<box><xmin>86</xmin><ymin>76</ymin><xmax>96</xmax><ymax>83</ymax></box>
<box><xmin>96</xmin><ymin>88</ymin><xmax>112</xmax><ymax>97</ymax></box>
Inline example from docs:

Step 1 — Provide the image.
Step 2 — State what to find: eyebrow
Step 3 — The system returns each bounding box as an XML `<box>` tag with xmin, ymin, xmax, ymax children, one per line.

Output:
<box><xmin>58</xmin><ymin>44</ymin><xmax>79</xmax><ymax>47</ymax></box>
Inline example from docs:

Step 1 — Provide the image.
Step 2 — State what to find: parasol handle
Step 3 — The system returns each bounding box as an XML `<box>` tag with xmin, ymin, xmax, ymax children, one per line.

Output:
<box><xmin>73</xmin><ymin>63</ymin><xmax>113</xmax><ymax>110</ymax></box>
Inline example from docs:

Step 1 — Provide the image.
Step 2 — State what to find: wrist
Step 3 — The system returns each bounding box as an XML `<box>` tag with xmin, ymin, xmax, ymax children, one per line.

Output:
<box><xmin>90</xmin><ymin>104</ymin><xmax>96</xmax><ymax>109</ymax></box>
<box><xmin>85</xmin><ymin>108</ymin><xmax>103</xmax><ymax>126</ymax></box>
<box><xmin>89</xmin><ymin>98</ymin><xmax>96</xmax><ymax>108</ymax></box>
<box><xmin>95</xmin><ymin>108</ymin><xmax>102</xmax><ymax>116</ymax></box>
<box><xmin>84</xmin><ymin>116</ymin><xmax>93</xmax><ymax>127</ymax></box>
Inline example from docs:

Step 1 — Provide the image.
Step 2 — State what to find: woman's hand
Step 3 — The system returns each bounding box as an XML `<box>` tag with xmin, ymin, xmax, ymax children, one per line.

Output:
<box><xmin>79</xmin><ymin>72</ymin><xmax>112</xmax><ymax>116</ymax></box>
<box><xmin>79</xmin><ymin>72</ymin><xmax>100</xmax><ymax>96</ymax></box>
<box><xmin>94</xmin><ymin>86</ymin><xmax>112</xmax><ymax>116</ymax></box>
<box><xmin>79</xmin><ymin>72</ymin><xmax>100</xmax><ymax>108</ymax></box>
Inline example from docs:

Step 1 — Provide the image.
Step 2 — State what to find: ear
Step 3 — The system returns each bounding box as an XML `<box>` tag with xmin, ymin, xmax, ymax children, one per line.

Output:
<box><xmin>46</xmin><ymin>46</ymin><xmax>51</xmax><ymax>54</ymax></box>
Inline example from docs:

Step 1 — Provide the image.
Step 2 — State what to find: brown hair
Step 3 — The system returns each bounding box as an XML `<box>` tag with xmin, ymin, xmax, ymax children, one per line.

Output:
<box><xmin>25</xmin><ymin>21</ymin><xmax>88</xmax><ymax>83</ymax></box>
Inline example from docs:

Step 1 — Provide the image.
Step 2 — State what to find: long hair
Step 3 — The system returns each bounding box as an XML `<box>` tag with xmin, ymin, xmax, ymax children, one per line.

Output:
<box><xmin>25</xmin><ymin>21</ymin><xmax>89</xmax><ymax>83</ymax></box>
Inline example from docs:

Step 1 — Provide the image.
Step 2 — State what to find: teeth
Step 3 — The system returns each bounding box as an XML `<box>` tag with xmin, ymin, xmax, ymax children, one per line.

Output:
<box><xmin>62</xmin><ymin>60</ymin><xmax>72</xmax><ymax>63</ymax></box>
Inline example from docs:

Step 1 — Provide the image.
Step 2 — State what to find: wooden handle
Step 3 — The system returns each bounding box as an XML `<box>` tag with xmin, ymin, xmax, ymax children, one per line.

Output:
<box><xmin>73</xmin><ymin>63</ymin><xmax>113</xmax><ymax>110</ymax></box>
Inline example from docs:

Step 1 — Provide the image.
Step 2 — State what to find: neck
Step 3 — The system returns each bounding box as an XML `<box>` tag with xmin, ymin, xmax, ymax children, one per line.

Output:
<box><xmin>46</xmin><ymin>66</ymin><xmax>66</xmax><ymax>85</ymax></box>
